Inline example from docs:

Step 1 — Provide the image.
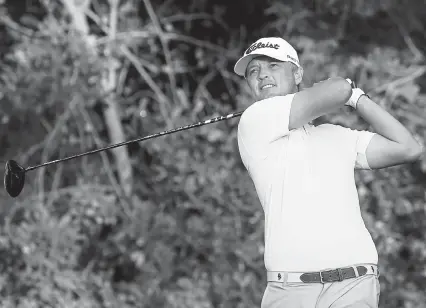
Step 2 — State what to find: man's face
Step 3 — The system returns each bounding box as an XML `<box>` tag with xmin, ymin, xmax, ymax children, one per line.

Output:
<box><xmin>245</xmin><ymin>56</ymin><xmax>301</xmax><ymax>101</ymax></box>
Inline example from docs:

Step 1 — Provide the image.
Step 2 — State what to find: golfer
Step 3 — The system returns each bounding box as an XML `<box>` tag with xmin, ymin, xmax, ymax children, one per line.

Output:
<box><xmin>234</xmin><ymin>37</ymin><xmax>423</xmax><ymax>308</ymax></box>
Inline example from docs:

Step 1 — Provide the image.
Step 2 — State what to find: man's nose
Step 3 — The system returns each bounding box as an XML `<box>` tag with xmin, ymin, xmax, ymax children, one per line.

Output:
<box><xmin>258</xmin><ymin>67</ymin><xmax>270</xmax><ymax>80</ymax></box>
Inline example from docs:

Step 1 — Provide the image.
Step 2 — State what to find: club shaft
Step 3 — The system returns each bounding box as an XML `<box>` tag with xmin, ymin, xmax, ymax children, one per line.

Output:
<box><xmin>25</xmin><ymin>111</ymin><xmax>243</xmax><ymax>172</ymax></box>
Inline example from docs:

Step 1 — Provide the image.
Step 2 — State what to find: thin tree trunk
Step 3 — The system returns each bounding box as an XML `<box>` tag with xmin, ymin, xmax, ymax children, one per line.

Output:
<box><xmin>61</xmin><ymin>0</ymin><xmax>133</xmax><ymax>196</ymax></box>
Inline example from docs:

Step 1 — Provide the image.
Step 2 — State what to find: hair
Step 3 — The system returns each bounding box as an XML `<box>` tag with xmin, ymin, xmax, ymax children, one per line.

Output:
<box><xmin>290</xmin><ymin>62</ymin><xmax>299</xmax><ymax>73</ymax></box>
<box><xmin>290</xmin><ymin>63</ymin><xmax>303</xmax><ymax>91</ymax></box>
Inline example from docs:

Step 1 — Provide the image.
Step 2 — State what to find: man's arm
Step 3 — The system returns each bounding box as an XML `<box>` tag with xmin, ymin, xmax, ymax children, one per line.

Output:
<box><xmin>356</xmin><ymin>95</ymin><xmax>423</xmax><ymax>169</ymax></box>
<box><xmin>289</xmin><ymin>77</ymin><xmax>352</xmax><ymax>130</ymax></box>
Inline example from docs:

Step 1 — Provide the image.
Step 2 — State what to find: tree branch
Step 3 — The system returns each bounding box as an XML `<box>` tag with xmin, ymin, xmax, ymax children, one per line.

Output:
<box><xmin>371</xmin><ymin>66</ymin><xmax>426</xmax><ymax>95</ymax></box>
<box><xmin>77</xmin><ymin>105</ymin><xmax>133</xmax><ymax>219</ymax></box>
<box><xmin>142</xmin><ymin>0</ymin><xmax>179</xmax><ymax>111</ymax></box>
<box><xmin>120</xmin><ymin>46</ymin><xmax>173</xmax><ymax>127</ymax></box>
<box><xmin>37</xmin><ymin>96</ymin><xmax>80</xmax><ymax>202</ymax></box>
<box><xmin>387</xmin><ymin>9</ymin><xmax>424</xmax><ymax>62</ymax></box>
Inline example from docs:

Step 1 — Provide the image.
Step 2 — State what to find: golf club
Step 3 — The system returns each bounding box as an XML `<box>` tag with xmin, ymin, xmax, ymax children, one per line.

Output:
<box><xmin>4</xmin><ymin>111</ymin><xmax>243</xmax><ymax>198</ymax></box>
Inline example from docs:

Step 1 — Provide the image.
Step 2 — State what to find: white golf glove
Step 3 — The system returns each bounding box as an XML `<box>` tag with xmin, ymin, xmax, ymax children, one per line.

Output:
<box><xmin>345</xmin><ymin>78</ymin><xmax>366</xmax><ymax>109</ymax></box>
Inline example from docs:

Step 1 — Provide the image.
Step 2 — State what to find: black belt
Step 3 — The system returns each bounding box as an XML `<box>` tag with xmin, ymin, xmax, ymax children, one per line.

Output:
<box><xmin>301</xmin><ymin>265</ymin><xmax>376</xmax><ymax>283</ymax></box>
<box><xmin>267</xmin><ymin>264</ymin><xmax>379</xmax><ymax>283</ymax></box>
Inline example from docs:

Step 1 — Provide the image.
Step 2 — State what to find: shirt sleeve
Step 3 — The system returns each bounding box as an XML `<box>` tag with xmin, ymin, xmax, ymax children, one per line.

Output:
<box><xmin>353</xmin><ymin>130</ymin><xmax>376</xmax><ymax>170</ymax></box>
<box><xmin>237</xmin><ymin>94</ymin><xmax>295</xmax><ymax>160</ymax></box>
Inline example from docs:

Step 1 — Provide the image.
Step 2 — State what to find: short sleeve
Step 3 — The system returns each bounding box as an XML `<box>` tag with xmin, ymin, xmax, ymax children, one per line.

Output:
<box><xmin>237</xmin><ymin>94</ymin><xmax>295</xmax><ymax>161</ymax></box>
<box><xmin>354</xmin><ymin>130</ymin><xmax>376</xmax><ymax>170</ymax></box>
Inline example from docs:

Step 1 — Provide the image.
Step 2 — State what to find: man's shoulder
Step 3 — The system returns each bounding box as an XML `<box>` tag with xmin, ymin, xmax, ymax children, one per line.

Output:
<box><xmin>239</xmin><ymin>94</ymin><xmax>295</xmax><ymax>123</ymax></box>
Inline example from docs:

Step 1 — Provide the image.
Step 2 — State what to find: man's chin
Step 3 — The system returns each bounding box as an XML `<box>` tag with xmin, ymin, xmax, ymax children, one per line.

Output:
<box><xmin>256</xmin><ymin>89</ymin><xmax>294</xmax><ymax>101</ymax></box>
<box><xmin>257</xmin><ymin>92</ymin><xmax>281</xmax><ymax>101</ymax></box>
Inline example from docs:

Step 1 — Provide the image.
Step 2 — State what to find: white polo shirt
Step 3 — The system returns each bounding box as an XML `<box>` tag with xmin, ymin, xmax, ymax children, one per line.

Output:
<box><xmin>237</xmin><ymin>94</ymin><xmax>378</xmax><ymax>272</ymax></box>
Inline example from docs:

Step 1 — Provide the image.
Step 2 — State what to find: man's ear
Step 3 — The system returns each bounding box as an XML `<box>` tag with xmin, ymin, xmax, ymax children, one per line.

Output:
<box><xmin>294</xmin><ymin>66</ymin><xmax>304</xmax><ymax>85</ymax></box>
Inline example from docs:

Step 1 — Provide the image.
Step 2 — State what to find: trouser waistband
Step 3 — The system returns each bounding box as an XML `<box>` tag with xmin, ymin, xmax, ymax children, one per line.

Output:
<box><xmin>267</xmin><ymin>264</ymin><xmax>379</xmax><ymax>284</ymax></box>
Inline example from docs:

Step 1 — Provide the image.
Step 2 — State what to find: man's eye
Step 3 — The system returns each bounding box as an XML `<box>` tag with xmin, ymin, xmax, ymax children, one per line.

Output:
<box><xmin>248</xmin><ymin>68</ymin><xmax>258</xmax><ymax>76</ymax></box>
<box><xmin>270</xmin><ymin>63</ymin><xmax>279</xmax><ymax>68</ymax></box>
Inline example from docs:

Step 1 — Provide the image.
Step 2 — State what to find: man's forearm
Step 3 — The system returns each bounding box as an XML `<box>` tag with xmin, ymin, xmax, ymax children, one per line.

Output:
<box><xmin>356</xmin><ymin>95</ymin><xmax>419</xmax><ymax>148</ymax></box>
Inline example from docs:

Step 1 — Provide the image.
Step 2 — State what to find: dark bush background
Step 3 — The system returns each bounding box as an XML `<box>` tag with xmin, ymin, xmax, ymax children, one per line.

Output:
<box><xmin>0</xmin><ymin>0</ymin><xmax>425</xmax><ymax>307</ymax></box>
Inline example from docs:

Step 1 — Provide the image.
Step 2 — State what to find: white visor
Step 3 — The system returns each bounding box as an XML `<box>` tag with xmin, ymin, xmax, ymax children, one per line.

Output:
<box><xmin>234</xmin><ymin>37</ymin><xmax>300</xmax><ymax>77</ymax></box>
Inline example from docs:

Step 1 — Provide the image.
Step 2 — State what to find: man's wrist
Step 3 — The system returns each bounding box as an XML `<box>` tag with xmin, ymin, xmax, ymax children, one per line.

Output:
<box><xmin>356</xmin><ymin>94</ymin><xmax>372</xmax><ymax>108</ymax></box>
<box><xmin>346</xmin><ymin>88</ymin><xmax>365</xmax><ymax>109</ymax></box>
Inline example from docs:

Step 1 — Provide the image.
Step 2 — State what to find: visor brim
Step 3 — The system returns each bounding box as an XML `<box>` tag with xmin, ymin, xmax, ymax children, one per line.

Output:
<box><xmin>233</xmin><ymin>52</ymin><xmax>299</xmax><ymax>77</ymax></box>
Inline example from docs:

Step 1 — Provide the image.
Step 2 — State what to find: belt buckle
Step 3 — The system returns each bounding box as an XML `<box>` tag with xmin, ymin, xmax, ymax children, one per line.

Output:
<box><xmin>319</xmin><ymin>271</ymin><xmax>324</xmax><ymax>283</ymax></box>
<box><xmin>319</xmin><ymin>268</ymin><xmax>344</xmax><ymax>283</ymax></box>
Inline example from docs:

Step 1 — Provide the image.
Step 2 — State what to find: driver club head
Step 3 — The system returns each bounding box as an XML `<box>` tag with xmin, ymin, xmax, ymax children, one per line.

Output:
<box><xmin>4</xmin><ymin>160</ymin><xmax>26</xmax><ymax>198</ymax></box>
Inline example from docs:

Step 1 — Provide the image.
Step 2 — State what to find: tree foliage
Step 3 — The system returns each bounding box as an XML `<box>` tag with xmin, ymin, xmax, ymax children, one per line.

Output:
<box><xmin>0</xmin><ymin>0</ymin><xmax>425</xmax><ymax>307</ymax></box>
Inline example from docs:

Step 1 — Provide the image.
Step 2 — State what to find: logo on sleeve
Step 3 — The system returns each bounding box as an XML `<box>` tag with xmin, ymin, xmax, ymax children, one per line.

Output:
<box><xmin>245</xmin><ymin>42</ymin><xmax>280</xmax><ymax>54</ymax></box>
<box><xmin>277</xmin><ymin>273</ymin><xmax>282</xmax><ymax>280</ymax></box>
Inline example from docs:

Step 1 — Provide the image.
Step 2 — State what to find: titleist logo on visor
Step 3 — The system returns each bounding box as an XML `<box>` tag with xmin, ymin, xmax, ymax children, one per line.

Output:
<box><xmin>245</xmin><ymin>42</ymin><xmax>280</xmax><ymax>54</ymax></box>
<box><xmin>287</xmin><ymin>55</ymin><xmax>299</xmax><ymax>64</ymax></box>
